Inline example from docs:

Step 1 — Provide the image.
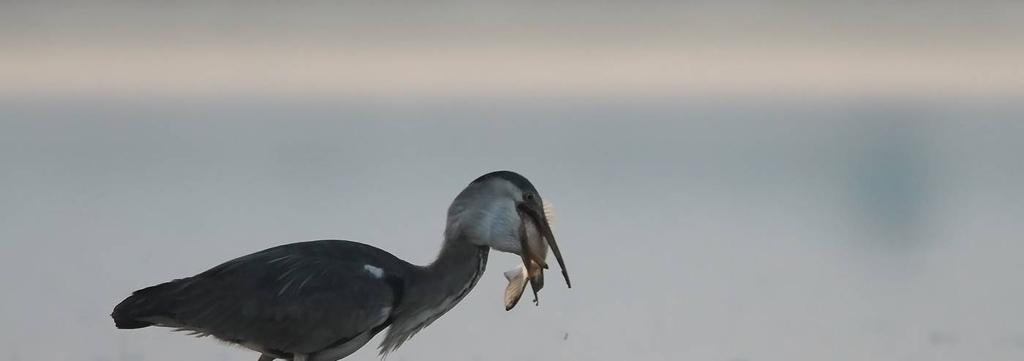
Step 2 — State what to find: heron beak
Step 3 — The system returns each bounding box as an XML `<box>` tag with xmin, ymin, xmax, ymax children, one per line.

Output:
<box><xmin>518</xmin><ymin>202</ymin><xmax>571</xmax><ymax>288</ymax></box>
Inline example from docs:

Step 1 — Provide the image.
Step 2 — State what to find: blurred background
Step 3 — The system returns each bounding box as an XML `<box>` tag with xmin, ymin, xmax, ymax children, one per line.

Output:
<box><xmin>1</xmin><ymin>1</ymin><xmax>1022</xmax><ymax>361</ymax></box>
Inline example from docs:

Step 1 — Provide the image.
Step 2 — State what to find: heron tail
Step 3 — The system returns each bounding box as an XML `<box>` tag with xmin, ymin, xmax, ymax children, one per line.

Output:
<box><xmin>111</xmin><ymin>280</ymin><xmax>180</xmax><ymax>329</ymax></box>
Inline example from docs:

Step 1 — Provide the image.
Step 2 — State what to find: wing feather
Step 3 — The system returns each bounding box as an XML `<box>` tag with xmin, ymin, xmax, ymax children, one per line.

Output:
<box><xmin>123</xmin><ymin>240</ymin><xmax>409</xmax><ymax>354</ymax></box>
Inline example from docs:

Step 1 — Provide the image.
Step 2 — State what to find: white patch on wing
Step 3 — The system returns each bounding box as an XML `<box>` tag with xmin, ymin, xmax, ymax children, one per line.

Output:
<box><xmin>363</xmin><ymin>264</ymin><xmax>384</xmax><ymax>279</ymax></box>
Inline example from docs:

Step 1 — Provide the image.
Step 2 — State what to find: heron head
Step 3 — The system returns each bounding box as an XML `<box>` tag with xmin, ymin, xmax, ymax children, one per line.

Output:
<box><xmin>445</xmin><ymin>171</ymin><xmax>570</xmax><ymax>288</ymax></box>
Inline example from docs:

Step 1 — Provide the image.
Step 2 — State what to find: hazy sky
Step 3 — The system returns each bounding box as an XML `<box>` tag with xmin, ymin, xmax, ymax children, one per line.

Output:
<box><xmin>3</xmin><ymin>1</ymin><xmax>1023</xmax><ymax>97</ymax></box>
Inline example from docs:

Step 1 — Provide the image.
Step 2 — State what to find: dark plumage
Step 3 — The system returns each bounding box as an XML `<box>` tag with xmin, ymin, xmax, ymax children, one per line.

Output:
<box><xmin>474</xmin><ymin>170</ymin><xmax>540</xmax><ymax>196</ymax></box>
<box><xmin>113</xmin><ymin>240</ymin><xmax>412</xmax><ymax>359</ymax></box>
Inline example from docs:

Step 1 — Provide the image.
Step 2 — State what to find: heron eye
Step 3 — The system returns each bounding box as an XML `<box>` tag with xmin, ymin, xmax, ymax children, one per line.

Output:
<box><xmin>524</xmin><ymin>193</ymin><xmax>535</xmax><ymax>201</ymax></box>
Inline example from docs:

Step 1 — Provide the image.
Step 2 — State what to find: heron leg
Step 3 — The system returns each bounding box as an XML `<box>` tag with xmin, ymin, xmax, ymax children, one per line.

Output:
<box><xmin>258</xmin><ymin>354</ymin><xmax>275</xmax><ymax>361</ymax></box>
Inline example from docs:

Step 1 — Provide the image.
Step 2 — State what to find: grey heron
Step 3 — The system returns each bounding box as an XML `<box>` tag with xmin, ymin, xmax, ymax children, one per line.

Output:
<box><xmin>111</xmin><ymin>171</ymin><xmax>569</xmax><ymax>361</ymax></box>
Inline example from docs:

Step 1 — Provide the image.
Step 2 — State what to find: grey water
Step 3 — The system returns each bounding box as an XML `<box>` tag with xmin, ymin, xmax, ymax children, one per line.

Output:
<box><xmin>1</xmin><ymin>96</ymin><xmax>1022</xmax><ymax>361</ymax></box>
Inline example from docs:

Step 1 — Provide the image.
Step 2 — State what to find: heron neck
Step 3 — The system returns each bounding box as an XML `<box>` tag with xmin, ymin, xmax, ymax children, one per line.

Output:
<box><xmin>416</xmin><ymin>237</ymin><xmax>489</xmax><ymax>309</ymax></box>
<box><xmin>380</xmin><ymin>238</ymin><xmax>488</xmax><ymax>354</ymax></box>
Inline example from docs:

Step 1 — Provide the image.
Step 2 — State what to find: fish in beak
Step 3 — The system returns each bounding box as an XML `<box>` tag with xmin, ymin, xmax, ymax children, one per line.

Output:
<box><xmin>505</xmin><ymin>199</ymin><xmax>569</xmax><ymax>310</ymax></box>
<box><xmin>502</xmin><ymin>264</ymin><xmax>529</xmax><ymax>311</ymax></box>
<box><xmin>504</xmin><ymin>232</ymin><xmax>546</xmax><ymax>310</ymax></box>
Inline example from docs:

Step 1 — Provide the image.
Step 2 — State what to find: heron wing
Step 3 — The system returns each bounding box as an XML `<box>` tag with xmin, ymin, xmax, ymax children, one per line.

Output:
<box><xmin>134</xmin><ymin>240</ymin><xmax>408</xmax><ymax>354</ymax></box>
